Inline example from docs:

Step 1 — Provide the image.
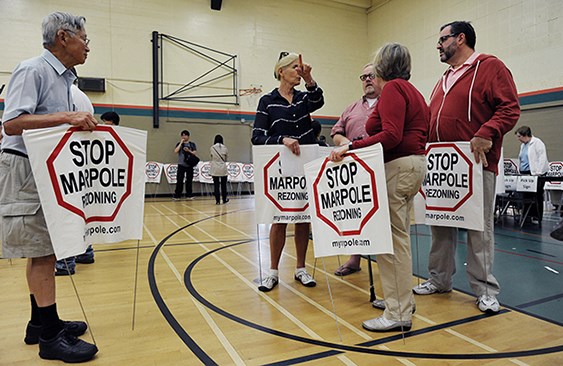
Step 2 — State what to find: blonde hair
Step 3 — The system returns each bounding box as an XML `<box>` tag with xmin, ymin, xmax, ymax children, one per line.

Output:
<box><xmin>373</xmin><ymin>43</ymin><xmax>411</xmax><ymax>81</ymax></box>
<box><xmin>274</xmin><ymin>52</ymin><xmax>299</xmax><ymax>80</ymax></box>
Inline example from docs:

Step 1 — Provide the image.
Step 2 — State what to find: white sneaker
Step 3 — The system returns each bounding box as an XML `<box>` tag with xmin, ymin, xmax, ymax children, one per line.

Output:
<box><xmin>372</xmin><ymin>299</ymin><xmax>386</xmax><ymax>310</ymax></box>
<box><xmin>362</xmin><ymin>316</ymin><xmax>412</xmax><ymax>332</ymax></box>
<box><xmin>294</xmin><ymin>269</ymin><xmax>316</xmax><ymax>287</ymax></box>
<box><xmin>371</xmin><ymin>299</ymin><xmax>416</xmax><ymax>313</ymax></box>
<box><xmin>258</xmin><ymin>275</ymin><xmax>278</xmax><ymax>292</ymax></box>
<box><xmin>412</xmin><ymin>280</ymin><xmax>449</xmax><ymax>295</ymax></box>
<box><xmin>477</xmin><ymin>294</ymin><xmax>500</xmax><ymax>313</ymax></box>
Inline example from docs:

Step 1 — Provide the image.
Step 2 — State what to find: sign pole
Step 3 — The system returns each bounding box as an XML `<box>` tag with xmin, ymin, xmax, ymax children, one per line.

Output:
<box><xmin>132</xmin><ymin>239</ymin><xmax>141</xmax><ymax>331</ymax></box>
<box><xmin>321</xmin><ymin>257</ymin><xmax>343</xmax><ymax>342</ymax></box>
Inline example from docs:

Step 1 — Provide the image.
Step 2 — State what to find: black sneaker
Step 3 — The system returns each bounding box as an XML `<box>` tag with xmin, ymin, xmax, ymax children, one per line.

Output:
<box><xmin>25</xmin><ymin>320</ymin><xmax>88</xmax><ymax>345</ymax></box>
<box><xmin>39</xmin><ymin>329</ymin><xmax>98</xmax><ymax>363</ymax></box>
<box><xmin>55</xmin><ymin>267</ymin><xmax>75</xmax><ymax>276</ymax></box>
<box><xmin>75</xmin><ymin>255</ymin><xmax>95</xmax><ymax>264</ymax></box>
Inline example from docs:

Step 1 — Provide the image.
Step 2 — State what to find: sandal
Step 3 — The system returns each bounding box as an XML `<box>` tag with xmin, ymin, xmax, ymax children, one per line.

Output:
<box><xmin>334</xmin><ymin>265</ymin><xmax>361</xmax><ymax>276</ymax></box>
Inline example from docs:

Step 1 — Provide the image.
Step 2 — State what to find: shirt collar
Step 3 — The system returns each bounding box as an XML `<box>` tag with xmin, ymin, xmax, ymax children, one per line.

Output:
<box><xmin>41</xmin><ymin>49</ymin><xmax>74</xmax><ymax>80</ymax></box>
<box><xmin>448</xmin><ymin>52</ymin><xmax>480</xmax><ymax>72</ymax></box>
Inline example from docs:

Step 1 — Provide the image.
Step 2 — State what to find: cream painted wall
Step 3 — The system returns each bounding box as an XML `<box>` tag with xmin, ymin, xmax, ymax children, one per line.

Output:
<box><xmin>366</xmin><ymin>0</ymin><xmax>563</xmax><ymax>98</ymax></box>
<box><xmin>0</xmin><ymin>0</ymin><xmax>370</xmax><ymax>116</ymax></box>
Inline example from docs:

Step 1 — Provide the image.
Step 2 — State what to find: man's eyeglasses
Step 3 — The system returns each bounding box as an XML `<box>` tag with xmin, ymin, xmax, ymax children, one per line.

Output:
<box><xmin>278</xmin><ymin>51</ymin><xmax>289</xmax><ymax>60</ymax></box>
<box><xmin>359</xmin><ymin>73</ymin><xmax>375</xmax><ymax>81</ymax></box>
<box><xmin>64</xmin><ymin>29</ymin><xmax>90</xmax><ymax>46</ymax></box>
<box><xmin>438</xmin><ymin>33</ymin><xmax>458</xmax><ymax>45</ymax></box>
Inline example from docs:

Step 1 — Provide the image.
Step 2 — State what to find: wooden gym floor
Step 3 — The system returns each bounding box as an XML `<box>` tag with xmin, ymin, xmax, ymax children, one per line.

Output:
<box><xmin>1</xmin><ymin>196</ymin><xmax>562</xmax><ymax>365</ymax></box>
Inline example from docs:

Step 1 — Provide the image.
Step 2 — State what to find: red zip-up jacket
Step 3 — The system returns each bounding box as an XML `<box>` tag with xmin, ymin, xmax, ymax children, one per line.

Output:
<box><xmin>429</xmin><ymin>54</ymin><xmax>520</xmax><ymax>174</ymax></box>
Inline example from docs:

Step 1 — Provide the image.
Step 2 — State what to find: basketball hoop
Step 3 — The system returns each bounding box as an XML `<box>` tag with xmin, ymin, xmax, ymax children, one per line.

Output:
<box><xmin>239</xmin><ymin>87</ymin><xmax>262</xmax><ymax>96</ymax></box>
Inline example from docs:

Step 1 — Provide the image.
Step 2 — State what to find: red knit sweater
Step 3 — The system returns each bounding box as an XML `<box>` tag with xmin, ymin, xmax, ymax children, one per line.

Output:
<box><xmin>353</xmin><ymin>78</ymin><xmax>429</xmax><ymax>163</ymax></box>
<box><xmin>428</xmin><ymin>54</ymin><xmax>520</xmax><ymax>174</ymax></box>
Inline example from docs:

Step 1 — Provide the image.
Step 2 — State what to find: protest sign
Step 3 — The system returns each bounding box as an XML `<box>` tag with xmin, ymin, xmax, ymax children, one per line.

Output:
<box><xmin>304</xmin><ymin>144</ymin><xmax>392</xmax><ymax>257</ymax></box>
<box><xmin>421</xmin><ymin>142</ymin><xmax>484</xmax><ymax>231</ymax></box>
<box><xmin>24</xmin><ymin>125</ymin><xmax>146</xmax><ymax>259</ymax></box>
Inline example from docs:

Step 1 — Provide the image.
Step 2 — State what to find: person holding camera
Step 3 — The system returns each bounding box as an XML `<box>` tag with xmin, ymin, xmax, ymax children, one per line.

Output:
<box><xmin>173</xmin><ymin>130</ymin><xmax>198</xmax><ymax>200</ymax></box>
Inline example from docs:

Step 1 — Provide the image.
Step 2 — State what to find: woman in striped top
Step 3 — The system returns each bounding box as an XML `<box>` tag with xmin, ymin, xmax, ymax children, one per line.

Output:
<box><xmin>252</xmin><ymin>52</ymin><xmax>324</xmax><ymax>292</ymax></box>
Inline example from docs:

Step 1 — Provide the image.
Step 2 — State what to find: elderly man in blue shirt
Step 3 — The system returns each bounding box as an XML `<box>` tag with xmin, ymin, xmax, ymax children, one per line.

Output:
<box><xmin>1</xmin><ymin>12</ymin><xmax>98</xmax><ymax>363</ymax></box>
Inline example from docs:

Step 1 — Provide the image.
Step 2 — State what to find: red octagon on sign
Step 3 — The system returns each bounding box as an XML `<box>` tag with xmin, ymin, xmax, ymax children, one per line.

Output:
<box><xmin>421</xmin><ymin>142</ymin><xmax>473</xmax><ymax>212</ymax></box>
<box><xmin>46</xmin><ymin>126</ymin><xmax>133</xmax><ymax>223</ymax></box>
<box><xmin>312</xmin><ymin>153</ymin><xmax>379</xmax><ymax>236</ymax></box>
<box><xmin>263</xmin><ymin>152</ymin><xmax>308</xmax><ymax>212</ymax></box>
<box><xmin>547</xmin><ymin>161</ymin><xmax>563</xmax><ymax>177</ymax></box>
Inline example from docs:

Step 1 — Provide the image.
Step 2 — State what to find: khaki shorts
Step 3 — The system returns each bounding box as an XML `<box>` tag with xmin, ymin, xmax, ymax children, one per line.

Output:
<box><xmin>0</xmin><ymin>152</ymin><xmax>53</xmax><ymax>258</ymax></box>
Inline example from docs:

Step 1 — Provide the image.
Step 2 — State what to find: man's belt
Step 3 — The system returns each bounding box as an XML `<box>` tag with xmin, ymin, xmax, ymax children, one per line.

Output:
<box><xmin>1</xmin><ymin>148</ymin><xmax>29</xmax><ymax>158</ymax></box>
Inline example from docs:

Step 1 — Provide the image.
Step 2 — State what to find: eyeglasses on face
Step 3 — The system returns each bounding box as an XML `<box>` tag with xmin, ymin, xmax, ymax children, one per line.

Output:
<box><xmin>64</xmin><ymin>29</ymin><xmax>90</xmax><ymax>46</ymax></box>
<box><xmin>438</xmin><ymin>33</ymin><xmax>459</xmax><ymax>45</ymax></box>
<box><xmin>278</xmin><ymin>51</ymin><xmax>289</xmax><ymax>60</ymax></box>
<box><xmin>359</xmin><ymin>73</ymin><xmax>375</xmax><ymax>81</ymax></box>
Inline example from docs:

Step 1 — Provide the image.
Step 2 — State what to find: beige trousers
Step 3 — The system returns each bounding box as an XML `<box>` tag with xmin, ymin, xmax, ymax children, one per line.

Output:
<box><xmin>378</xmin><ymin>155</ymin><xmax>426</xmax><ymax>322</ymax></box>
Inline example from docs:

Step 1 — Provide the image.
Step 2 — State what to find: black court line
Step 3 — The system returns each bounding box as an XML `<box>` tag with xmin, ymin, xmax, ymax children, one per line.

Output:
<box><xmin>411</xmin><ymin>273</ymin><xmax>563</xmax><ymax>327</ymax></box>
<box><xmin>517</xmin><ymin>293</ymin><xmax>563</xmax><ymax>309</ymax></box>
<box><xmin>147</xmin><ymin>211</ymin><xmax>235</xmax><ymax>366</ymax></box>
<box><xmin>263</xmin><ymin>312</ymin><xmax>514</xmax><ymax>366</ymax></box>
<box><xmin>183</xmin><ymin>242</ymin><xmax>563</xmax><ymax>360</ymax></box>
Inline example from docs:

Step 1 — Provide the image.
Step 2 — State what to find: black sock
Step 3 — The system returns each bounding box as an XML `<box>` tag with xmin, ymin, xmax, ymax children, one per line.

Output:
<box><xmin>38</xmin><ymin>303</ymin><xmax>63</xmax><ymax>340</ymax></box>
<box><xmin>30</xmin><ymin>294</ymin><xmax>41</xmax><ymax>326</ymax></box>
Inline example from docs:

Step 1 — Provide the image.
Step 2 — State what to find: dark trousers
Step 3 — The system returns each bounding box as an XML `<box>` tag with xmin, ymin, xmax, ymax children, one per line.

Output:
<box><xmin>175</xmin><ymin>164</ymin><xmax>194</xmax><ymax>198</ymax></box>
<box><xmin>213</xmin><ymin>176</ymin><xmax>228</xmax><ymax>203</ymax></box>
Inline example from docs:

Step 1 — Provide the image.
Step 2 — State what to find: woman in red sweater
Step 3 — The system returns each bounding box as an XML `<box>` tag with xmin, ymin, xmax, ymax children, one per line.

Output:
<box><xmin>330</xmin><ymin>43</ymin><xmax>429</xmax><ymax>331</ymax></box>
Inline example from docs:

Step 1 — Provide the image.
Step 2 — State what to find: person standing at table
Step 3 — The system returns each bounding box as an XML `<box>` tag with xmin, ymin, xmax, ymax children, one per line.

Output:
<box><xmin>515</xmin><ymin>125</ymin><xmax>549</xmax><ymax>223</ymax></box>
<box><xmin>210</xmin><ymin>134</ymin><xmax>229</xmax><ymax>204</ymax></box>
<box><xmin>251</xmin><ymin>51</ymin><xmax>324</xmax><ymax>292</ymax></box>
<box><xmin>413</xmin><ymin>21</ymin><xmax>520</xmax><ymax>314</ymax></box>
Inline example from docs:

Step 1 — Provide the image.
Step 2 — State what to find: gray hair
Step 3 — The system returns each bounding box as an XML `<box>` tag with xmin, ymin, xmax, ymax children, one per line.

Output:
<box><xmin>373</xmin><ymin>43</ymin><xmax>411</xmax><ymax>81</ymax></box>
<box><xmin>42</xmin><ymin>12</ymin><xmax>86</xmax><ymax>48</ymax></box>
<box><xmin>274</xmin><ymin>52</ymin><xmax>299</xmax><ymax>80</ymax></box>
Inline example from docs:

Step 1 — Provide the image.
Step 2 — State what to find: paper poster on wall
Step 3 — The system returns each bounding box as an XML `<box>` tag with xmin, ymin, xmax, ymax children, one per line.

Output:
<box><xmin>145</xmin><ymin>161</ymin><xmax>163</xmax><ymax>183</ymax></box>
<box><xmin>198</xmin><ymin>161</ymin><xmax>213</xmax><ymax>184</ymax></box>
<box><xmin>242</xmin><ymin>163</ymin><xmax>254</xmax><ymax>183</ymax></box>
<box><xmin>23</xmin><ymin>125</ymin><xmax>147</xmax><ymax>259</ymax></box>
<box><xmin>421</xmin><ymin>142</ymin><xmax>484</xmax><ymax>231</ymax></box>
<box><xmin>227</xmin><ymin>162</ymin><xmax>244</xmax><ymax>183</ymax></box>
<box><xmin>516</xmin><ymin>175</ymin><xmax>538</xmax><ymax>192</ymax></box>
<box><xmin>304</xmin><ymin>144</ymin><xmax>393</xmax><ymax>258</ymax></box>
<box><xmin>164</xmin><ymin>164</ymin><xmax>178</xmax><ymax>184</ymax></box>
<box><xmin>545</xmin><ymin>161</ymin><xmax>563</xmax><ymax>191</ymax></box>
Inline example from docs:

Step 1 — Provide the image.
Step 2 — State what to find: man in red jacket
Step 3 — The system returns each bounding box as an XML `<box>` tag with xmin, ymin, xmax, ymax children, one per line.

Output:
<box><xmin>413</xmin><ymin>21</ymin><xmax>520</xmax><ymax>313</ymax></box>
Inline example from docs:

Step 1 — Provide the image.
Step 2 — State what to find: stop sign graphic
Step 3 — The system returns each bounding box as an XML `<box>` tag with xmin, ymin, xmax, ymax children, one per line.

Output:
<box><xmin>46</xmin><ymin>126</ymin><xmax>133</xmax><ymax>223</ymax></box>
<box><xmin>263</xmin><ymin>152</ymin><xmax>309</xmax><ymax>212</ymax></box>
<box><xmin>312</xmin><ymin>153</ymin><xmax>379</xmax><ymax>236</ymax></box>
<box><xmin>145</xmin><ymin>162</ymin><xmax>161</xmax><ymax>182</ymax></box>
<box><xmin>422</xmin><ymin>143</ymin><xmax>473</xmax><ymax>212</ymax></box>
<box><xmin>242</xmin><ymin>163</ymin><xmax>254</xmax><ymax>181</ymax></box>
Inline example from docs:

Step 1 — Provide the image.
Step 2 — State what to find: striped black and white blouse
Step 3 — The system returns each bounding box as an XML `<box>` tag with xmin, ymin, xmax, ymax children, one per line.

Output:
<box><xmin>251</xmin><ymin>85</ymin><xmax>324</xmax><ymax>145</ymax></box>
